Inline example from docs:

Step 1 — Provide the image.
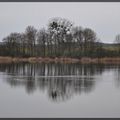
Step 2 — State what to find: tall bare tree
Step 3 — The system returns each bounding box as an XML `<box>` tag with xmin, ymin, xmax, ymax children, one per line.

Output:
<box><xmin>83</xmin><ymin>28</ymin><xmax>97</xmax><ymax>57</ymax></box>
<box><xmin>48</xmin><ymin>17</ymin><xmax>73</xmax><ymax>57</ymax></box>
<box><xmin>25</xmin><ymin>26</ymin><xmax>37</xmax><ymax>56</ymax></box>
<box><xmin>37</xmin><ymin>28</ymin><xmax>47</xmax><ymax>57</ymax></box>
<box><xmin>115</xmin><ymin>34</ymin><xmax>120</xmax><ymax>55</ymax></box>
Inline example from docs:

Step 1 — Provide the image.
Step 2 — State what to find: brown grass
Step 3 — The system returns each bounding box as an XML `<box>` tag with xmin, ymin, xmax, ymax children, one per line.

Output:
<box><xmin>0</xmin><ymin>56</ymin><xmax>120</xmax><ymax>64</ymax></box>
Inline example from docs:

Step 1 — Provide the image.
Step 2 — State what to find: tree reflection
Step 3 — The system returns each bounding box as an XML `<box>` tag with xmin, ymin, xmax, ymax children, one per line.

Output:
<box><xmin>114</xmin><ymin>65</ymin><xmax>120</xmax><ymax>88</ymax></box>
<box><xmin>0</xmin><ymin>63</ymin><xmax>112</xmax><ymax>102</ymax></box>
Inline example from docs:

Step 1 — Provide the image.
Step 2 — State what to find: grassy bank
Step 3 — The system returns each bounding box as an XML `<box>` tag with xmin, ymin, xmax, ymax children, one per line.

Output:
<box><xmin>0</xmin><ymin>56</ymin><xmax>120</xmax><ymax>64</ymax></box>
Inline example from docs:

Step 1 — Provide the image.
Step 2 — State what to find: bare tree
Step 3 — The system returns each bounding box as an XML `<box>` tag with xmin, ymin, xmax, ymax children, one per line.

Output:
<box><xmin>83</xmin><ymin>28</ymin><xmax>97</xmax><ymax>57</ymax></box>
<box><xmin>25</xmin><ymin>26</ymin><xmax>37</xmax><ymax>56</ymax></box>
<box><xmin>37</xmin><ymin>28</ymin><xmax>47</xmax><ymax>57</ymax></box>
<box><xmin>48</xmin><ymin>17</ymin><xmax>73</xmax><ymax>57</ymax></box>
<box><xmin>1</xmin><ymin>17</ymin><xmax>101</xmax><ymax>58</ymax></box>
<box><xmin>115</xmin><ymin>34</ymin><xmax>120</xmax><ymax>55</ymax></box>
<box><xmin>72</xmin><ymin>26</ymin><xmax>84</xmax><ymax>57</ymax></box>
<box><xmin>115</xmin><ymin>34</ymin><xmax>120</xmax><ymax>43</ymax></box>
<box><xmin>3</xmin><ymin>33</ymin><xmax>21</xmax><ymax>56</ymax></box>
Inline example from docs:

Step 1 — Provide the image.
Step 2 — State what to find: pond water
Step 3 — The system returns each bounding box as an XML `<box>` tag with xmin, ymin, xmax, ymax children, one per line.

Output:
<box><xmin>0</xmin><ymin>63</ymin><xmax>120</xmax><ymax>118</ymax></box>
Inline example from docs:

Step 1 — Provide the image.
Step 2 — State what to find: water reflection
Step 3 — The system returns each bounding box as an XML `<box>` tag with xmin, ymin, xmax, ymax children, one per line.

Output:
<box><xmin>114</xmin><ymin>65</ymin><xmax>120</xmax><ymax>88</ymax></box>
<box><xmin>0</xmin><ymin>63</ymin><xmax>119</xmax><ymax>102</ymax></box>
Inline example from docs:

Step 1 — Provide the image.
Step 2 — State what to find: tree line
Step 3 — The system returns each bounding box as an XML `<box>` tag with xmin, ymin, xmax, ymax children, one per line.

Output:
<box><xmin>0</xmin><ymin>17</ymin><xmax>119</xmax><ymax>58</ymax></box>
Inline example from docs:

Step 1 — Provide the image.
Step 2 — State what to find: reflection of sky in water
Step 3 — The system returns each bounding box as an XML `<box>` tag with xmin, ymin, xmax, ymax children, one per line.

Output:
<box><xmin>0</xmin><ymin>63</ymin><xmax>120</xmax><ymax>117</ymax></box>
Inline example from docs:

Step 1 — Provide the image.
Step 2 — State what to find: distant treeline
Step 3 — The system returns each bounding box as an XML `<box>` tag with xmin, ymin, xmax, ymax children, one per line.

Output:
<box><xmin>0</xmin><ymin>17</ymin><xmax>120</xmax><ymax>58</ymax></box>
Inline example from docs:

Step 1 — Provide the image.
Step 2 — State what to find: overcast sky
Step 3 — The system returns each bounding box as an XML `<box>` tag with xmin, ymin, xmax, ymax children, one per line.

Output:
<box><xmin>0</xmin><ymin>2</ymin><xmax>120</xmax><ymax>43</ymax></box>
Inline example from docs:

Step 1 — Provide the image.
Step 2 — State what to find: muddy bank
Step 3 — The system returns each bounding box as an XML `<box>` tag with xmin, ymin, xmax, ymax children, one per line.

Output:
<box><xmin>0</xmin><ymin>56</ymin><xmax>120</xmax><ymax>64</ymax></box>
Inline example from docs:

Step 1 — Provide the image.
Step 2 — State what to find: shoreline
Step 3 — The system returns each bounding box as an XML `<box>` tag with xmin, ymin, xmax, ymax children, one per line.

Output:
<box><xmin>0</xmin><ymin>56</ymin><xmax>120</xmax><ymax>64</ymax></box>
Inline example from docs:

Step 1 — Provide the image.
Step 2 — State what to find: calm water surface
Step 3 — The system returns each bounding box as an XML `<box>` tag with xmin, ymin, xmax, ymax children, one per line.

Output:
<box><xmin>0</xmin><ymin>63</ymin><xmax>120</xmax><ymax>118</ymax></box>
